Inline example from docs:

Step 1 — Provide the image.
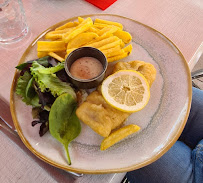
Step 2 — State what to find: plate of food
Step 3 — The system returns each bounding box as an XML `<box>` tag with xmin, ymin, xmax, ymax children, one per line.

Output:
<box><xmin>10</xmin><ymin>14</ymin><xmax>192</xmax><ymax>174</ymax></box>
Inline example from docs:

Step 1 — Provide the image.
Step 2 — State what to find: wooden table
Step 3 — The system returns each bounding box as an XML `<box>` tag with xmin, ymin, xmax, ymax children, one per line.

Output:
<box><xmin>0</xmin><ymin>0</ymin><xmax>202</xmax><ymax>182</ymax></box>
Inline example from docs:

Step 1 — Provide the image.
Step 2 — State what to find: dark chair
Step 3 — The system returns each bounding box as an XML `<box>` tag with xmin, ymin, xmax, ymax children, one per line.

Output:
<box><xmin>192</xmin><ymin>69</ymin><xmax>203</xmax><ymax>90</ymax></box>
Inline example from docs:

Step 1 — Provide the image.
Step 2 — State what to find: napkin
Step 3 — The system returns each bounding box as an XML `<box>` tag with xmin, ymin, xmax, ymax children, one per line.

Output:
<box><xmin>85</xmin><ymin>0</ymin><xmax>117</xmax><ymax>10</ymax></box>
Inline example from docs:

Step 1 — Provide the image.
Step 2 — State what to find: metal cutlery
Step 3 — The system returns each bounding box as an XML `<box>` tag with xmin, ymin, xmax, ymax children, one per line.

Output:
<box><xmin>0</xmin><ymin>116</ymin><xmax>19</xmax><ymax>137</ymax></box>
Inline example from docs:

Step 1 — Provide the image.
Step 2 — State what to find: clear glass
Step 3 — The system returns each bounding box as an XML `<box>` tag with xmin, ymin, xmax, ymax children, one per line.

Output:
<box><xmin>0</xmin><ymin>0</ymin><xmax>28</xmax><ymax>44</ymax></box>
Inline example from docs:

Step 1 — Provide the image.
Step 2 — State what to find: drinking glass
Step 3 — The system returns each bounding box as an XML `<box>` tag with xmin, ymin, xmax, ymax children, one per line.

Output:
<box><xmin>0</xmin><ymin>0</ymin><xmax>28</xmax><ymax>44</ymax></box>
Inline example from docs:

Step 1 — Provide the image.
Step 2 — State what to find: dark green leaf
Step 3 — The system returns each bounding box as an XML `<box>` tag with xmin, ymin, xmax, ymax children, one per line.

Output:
<box><xmin>37</xmin><ymin>56</ymin><xmax>50</xmax><ymax>67</ymax></box>
<box><xmin>16</xmin><ymin>56</ymin><xmax>50</xmax><ymax>70</ymax></box>
<box><xmin>49</xmin><ymin>93</ymin><xmax>81</xmax><ymax>165</ymax></box>
<box><xmin>16</xmin><ymin>63</ymin><xmax>29</xmax><ymax>70</ymax></box>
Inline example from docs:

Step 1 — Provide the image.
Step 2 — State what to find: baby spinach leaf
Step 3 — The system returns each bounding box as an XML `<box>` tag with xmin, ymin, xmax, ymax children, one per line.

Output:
<box><xmin>49</xmin><ymin>93</ymin><xmax>81</xmax><ymax>165</ymax></box>
<box><xmin>16</xmin><ymin>56</ymin><xmax>50</xmax><ymax>70</ymax></box>
<box><xmin>16</xmin><ymin>62</ymin><xmax>30</xmax><ymax>70</ymax></box>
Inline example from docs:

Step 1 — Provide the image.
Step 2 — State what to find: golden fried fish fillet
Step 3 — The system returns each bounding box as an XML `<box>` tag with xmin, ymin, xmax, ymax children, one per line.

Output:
<box><xmin>76</xmin><ymin>91</ymin><xmax>130</xmax><ymax>137</ymax></box>
<box><xmin>113</xmin><ymin>60</ymin><xmax>156</xmax><ymax>86</ymax></box>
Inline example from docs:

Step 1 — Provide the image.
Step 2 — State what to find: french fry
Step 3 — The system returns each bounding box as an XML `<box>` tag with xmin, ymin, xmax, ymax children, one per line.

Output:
<box><xmin>93</xmin><ymin>23</ymin><xmax>109</xmax><ymax>29</ymax></box>
<box><xmin>48</xmin><ymin>52</ymin><xmax>65</xmax><ymax>62</ymax></box>
<box><xmin>107</xmin><ymin>44</ymin><xmax>133</xmax><ymax>62</ymax></box>
<box><xmin>45</xmin><ymin>28</ymin><xmax>73</xmax><ymax>40</ymax></box>
<box><xmin>63</xmin><ymin>17</ymin><xmax>93</xmax><ymax>43</ymax></box>
<box><xmin>74</xmin><ymin>21</ymin><xmax>80</xmax><ymax>26</ymax></box>
<box><xmin>85</xmin><ymin>36</ymin><xmax>119</xmax><ymax>48</ymax></box>
<box><xmin>100</xmin><ymin>124</ymin><xmax>140</xmax><ymax>150</ymax></box>
<box><xmin>37</xmin><ymin>41</ymin><xmax>66</xmax><ymax>52</ymax></box>
<box><xmin>55</xmin><ymin>21</ymin><xmax>78</xmax><ymax>31</ymax></box>
<box><xmin>99</xmin><ymin>25</ymin><xmax>119</xmax><ymax>36</ymax></box>
<box><xmin>107</xmin><ymin>52</ymin><xmax>128</xmax><ymax>63</ymax></box>
<box><xmin>114</xmin><ymin>29</ymin><xmax>132</xmax><ymax>44</ymax></box>
<box><xmin>67</xmin><ymin>32</ymin><xmax>99</xmax><ymax>49</ymax></box>
<box><xmin>93</xmin><ymin>22</ymin><xmax>121</xmax><ymax>31</ymax></box>
<box><xmin>99</xmin><ymin>39</ymin><xmax>123</xmax><ymax>51</ymax></box>
<box><xmin>50</xmin><ymin>28</ymin><xmax>74</xmax><ymax>34</ymax></box>
<box><xmin>123</xmin><ymin>44</ymin><xmax>133</xmax><ymax>53</ymax></box>
<box><xmin>120</xmin><ymin>40</ymin><xmax>125</xmax><ymax>48</ymax></box>
<box><xmin>102</xmin><ymin>45</ymin><xmax>124</xmax><ymax>58</ymax></box>
<box><xmin>87</xmin><ymin>32</ymin><xmax>113</xmax><ymax>45</ymax></box>
<box><xmin>45</xmin><ymin>33</ymin><xmax>63</xmax><ymax>40</ymax></box>
<box><xmin>38</xmin><ymin>17</ymin><xmax>133</xmax><ymax>63</ymax></box>
<box><xmin>88</xmin><ymin>26</ymin><xmax>100</xmax><ymax>34</ymax></box>
<box><xmin>95</xmin><ymin>18</ymin><xmax>123</xmax><ymax>29</ymax></box>
<box><xmin>37</xmin><ymin>51</ymin><xmax>48</xmax><ymax>58</ymax></box>
<box><xmin>78</xmin><ymin>17</ymin><xmax>84</xmax><ymax>23</ymax></box>
<box><xmin>63</xmin><ymin>18</ymin><xmax>88</xmax><ymax>37</ymax></box>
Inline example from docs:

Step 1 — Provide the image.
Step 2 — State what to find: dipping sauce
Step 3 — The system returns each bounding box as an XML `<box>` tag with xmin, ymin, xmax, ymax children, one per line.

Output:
<box><xmin>70</xmin><ymin>57</ymin><xmax>103</xmax><ymax>80</ymax></box>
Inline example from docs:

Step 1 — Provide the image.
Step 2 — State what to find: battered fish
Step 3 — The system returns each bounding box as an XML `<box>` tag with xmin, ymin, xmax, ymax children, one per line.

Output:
<box><xmin>113</xmin><ymin>60</ymin><xmax>156</xmax><ymax>86</ymax></box>
<box><xmin>76</xmin><ymin>90</ymin><xmax>130</xmax><ymax>137</ymax></box>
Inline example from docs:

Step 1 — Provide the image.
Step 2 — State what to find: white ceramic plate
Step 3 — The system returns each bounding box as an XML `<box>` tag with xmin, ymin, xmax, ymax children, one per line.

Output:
<box><xmin>10</xmin><ymin>14</ymin><xmax>192</xmax><ymax>174</ymax></box>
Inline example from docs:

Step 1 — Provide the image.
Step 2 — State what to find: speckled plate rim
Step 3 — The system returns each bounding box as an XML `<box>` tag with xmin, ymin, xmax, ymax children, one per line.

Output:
<box><xmin>10</xmin><ymin>14</ymin><xmax>192</xmax><ymax>174</ymax></box>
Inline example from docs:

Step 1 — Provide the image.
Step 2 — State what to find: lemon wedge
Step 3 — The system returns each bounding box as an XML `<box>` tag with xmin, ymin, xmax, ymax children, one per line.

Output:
<box><xmin>101</xmin><ymin>70</ymin><xmax>150</xmax><ymax>113</ymax></box>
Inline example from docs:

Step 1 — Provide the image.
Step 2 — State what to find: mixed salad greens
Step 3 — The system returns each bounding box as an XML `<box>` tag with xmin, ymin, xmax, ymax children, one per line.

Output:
<box><xmin>16</xmin><ymin>56</ymin><xmax>81</xmax><ymax>165</ymax></box>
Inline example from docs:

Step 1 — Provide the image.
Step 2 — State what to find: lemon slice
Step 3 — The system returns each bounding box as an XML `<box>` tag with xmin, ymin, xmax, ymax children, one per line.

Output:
<box><xmin>101</xmin><ymin>70</ymin><xmax>150</xmax><ymax>112</ymax></box>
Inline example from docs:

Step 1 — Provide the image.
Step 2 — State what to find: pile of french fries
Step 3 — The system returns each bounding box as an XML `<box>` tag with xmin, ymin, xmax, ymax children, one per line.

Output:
<box><xmin>37</xmin><ymin>17</ymin><xmax>133</xmax><ymax>62</ymax></box>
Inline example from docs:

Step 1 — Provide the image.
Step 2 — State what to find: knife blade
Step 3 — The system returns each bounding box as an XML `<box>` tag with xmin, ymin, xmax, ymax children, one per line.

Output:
<box><xmin>0</xmin><ymin>97</ymin><xmax>15</xmax><ymax>130</ymax></box>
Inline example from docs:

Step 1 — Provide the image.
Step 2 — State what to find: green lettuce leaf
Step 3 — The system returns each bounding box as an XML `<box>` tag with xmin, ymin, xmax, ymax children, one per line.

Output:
<box><xmin>16</xmin><ymin>72</ymin><xmax>40</xmax><ymax>107</ymax></box>
<box><xmin>33</xmin><ymin>61</ymin><xmax>64</xmax><ymax>74</ymax></box>
<box><xmin>30</xmin><ymin>61</ymin><xmax>76</xmax><ymax>99</ymax></box>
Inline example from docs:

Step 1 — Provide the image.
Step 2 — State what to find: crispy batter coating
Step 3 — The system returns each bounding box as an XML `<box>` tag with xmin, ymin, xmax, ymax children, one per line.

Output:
<box><xmin>76</xmin><ymin>91</ymin><xmax>130</xmax><ymax>137</ymax></box>
<box><xmin>113</xmin><ymin>60</ymin><xmax>156</xmax><ymax>86</ymax></box>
